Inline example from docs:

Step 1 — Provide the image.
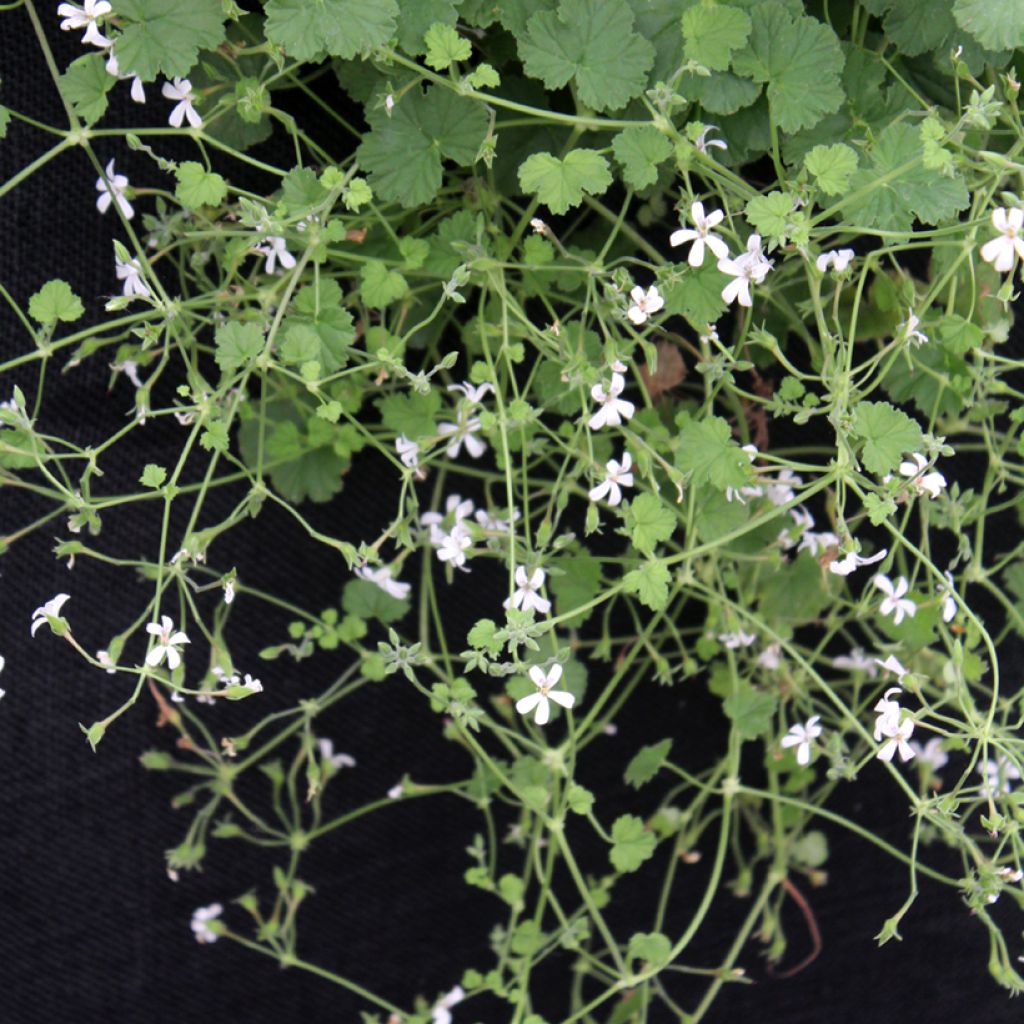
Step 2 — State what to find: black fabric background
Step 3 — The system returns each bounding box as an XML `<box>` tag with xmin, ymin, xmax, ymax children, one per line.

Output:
<box><xmin>1</xmin><ymin>9</ymin><xmax>1022</xmax><ymax>1023</ymax></box>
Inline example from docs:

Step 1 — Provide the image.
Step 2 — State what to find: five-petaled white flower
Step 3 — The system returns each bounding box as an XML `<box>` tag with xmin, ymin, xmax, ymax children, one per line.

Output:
<box><xmin>718</xmin><ymin>234</ymin><xmax>773</xmax><ymax>308</ymax></box>
<box><xmin>437</xmin><ymin>529</ymin><xmax>472</xmax><ymax>568</ymax></box>
<box><xmin>115</xmin><ymin>253</ymin><xmax>150</xmax><ymax>298</ymax></box>
<box><xmin>516</xmin><ymin>664</ymin><xmax>575</xmax><ymax>726</ymax></box>
<box><xmin>190</xmin><ymin>903</ymin><xmax>223</xmax><ymax>944</ymax></box>
<box><xmin>255</xmin><ymin>236</ymin><xmax>296</xmax><ymax>275</ymax></box>
<box><xmin>626</xmin><ymin>285</ymin><xmax>664</xmax><ymax>325</ymax></box>
<box><xmin>876</xmin><ymin>711</ymin><xmax>916</xmax><ymax>763</ymax></box>
<box><xmin>980</xmin><ymin>207</ymin><xmax>1024</xmax><ymax>273</ymax></box>
<box><xmin>897</xmin><ymin>310</ymin><xmax>928</xmax><ymax>347</ymax></box>
<box><xmin>31</xmin><ymin>593</ymin><xmax>70</xmax><ymax>637</ymax></box>
<box><xmin>317</xmin><ymin>738</ymin><xmax>356</xmax><ymax>771</ymax></box>
<box><xmin>781</xmin><ymin>716</ymin><xmax>822</xmax><ymax>766</ymax></box>
<box><xmin>504</xmin><ymin>566</ymin><xmax>551</xmax><ymax>616</ymax></box>
<box><xmin>828</xmin><ymin>546</ymin><xmax>887</xmax><ymax>576</ymax></box>
<box><xmin>693</xmin><ymin>125</ymin><xmax>727</xmax><ymax>154</ymax></box>
<box><xmin>872</xmin><ymin>574</ymin><xmax>916</xmax><ymax>624</ymax></box>
<box><xmin>447</xmin><ymin>381</ymin><xmax>494</xmax><ymax>404</ymax></box>
<box><xmin>95</xmin><ymin>159</ymin><xmax>134</xmax><ymax>219</ymax></box>
<box><xmin>588</xmin><ymin>372</ymin><xmax>635</xmax><ymax>431</ymax></box>
<box><xmin>909</xmin><ymin>737</ymin><xmax>948</xmax><ymax>772</ymax></box>
<box><xmin>162</xmin><ymin>78</ymin><xmax>203</xmax><ymax>128</ymax></box>
<box><xmin>669</xmin><ymin>201</ymin><xmax>729</xmax><ymax>268</ymax></box>
<box><xmin>816</xmin><ymin>248</ymin><xmax>855</xmax><ymax>274</ymax></box>
<box><xmin>105</xmin><ymin>52</ymin><xmax>145</xmax><ymax>103</ymax></box>
<box><xmin>145</xmin><ymin>614</ymin><xmax>190</xmax><ymax>670</ymax></box>
<box><xmin>395</xmin><ymin>435</ymin><xmax>420</xmax><ymax>470</ymax></box>
<box><xmin>57</xmin><ymin>0</ymin><xmax>111</xmax><ymax>47</ymax></box>
<box><xmin>438</xmin><ymin>409</ymin><xmax>487</xmax><ymax>459</ymax></box>
<box><xmin>421</xmin><ymin>495</ymin><xmax>474</xmax><ymax>544</ymax></box>
<box><xmin>588</xmin><ymin>452</ymin><xmax>633</xmax><ymax>506</ymax></box>
<box><xmin>355</xmin><ymin>565</ymin><xmax>411</xmax><ymax>601</ymax></box>
<box><xmin>431</xmin><ymin>984</ymin><xmax>466</xmax><ymax>1024</ymax></box>
<box><xmin>897</xmin><ymin>453</ymin><xmax>946</xmax><ymax>498</ymax></box>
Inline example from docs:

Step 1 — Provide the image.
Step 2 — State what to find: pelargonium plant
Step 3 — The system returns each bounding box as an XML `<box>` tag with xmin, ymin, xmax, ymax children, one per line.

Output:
<box><xmin>3</xmin><ymin>0</ymin><xmax>1024</xmax><ymax>1020</ymax></box>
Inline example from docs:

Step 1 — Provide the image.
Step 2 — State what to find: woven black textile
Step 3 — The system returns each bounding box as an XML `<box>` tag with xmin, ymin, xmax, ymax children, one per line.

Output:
<box><xmin>1</xmin><ymin>10</ymin><xmax>1022</xmax><ymax>1024</ymax></box>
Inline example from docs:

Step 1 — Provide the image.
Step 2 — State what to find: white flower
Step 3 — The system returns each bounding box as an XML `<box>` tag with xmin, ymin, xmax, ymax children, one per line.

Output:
<box><xmin>797</xmin><ymin>530</ymin><xmax>839</xmax><ymax>557</ymax></box>
<box><xmin>757</xmin><ymin>642</ymin><xmax>782</xmax><ymax>670</ymax></box>
<box><xmin>718</xmin><ymin>630</ymin><xmax>757</xmax><ymax>649</ymax></box>
<box><xmin>240</xmin><ymin>673</ymin><xmax>262</xmax><ymax>693</ymax></box>
<box><xmin>588</xmin><ymin>452</ymin><xmax>634</xmax><ymax>506</ymax></box>
<box><xmin>317</xmin><ymin>738</ymin><xmax>356</xmax><ymax>771</ymax></box>
<box><xmin>95</xmin><ymin>159</ymin><xmax>134</xmax><ymax>219</ymax></box>
<box><xmin>145</xmin><ymin>614</ymin><xmax>190</xmax><ymax>670</ymax></box>
<box><xmin>31</xmin><ymin>593</ymin><xmax>70</xmax><ymax>637</ymax></box>
<box><xmin>780</xmin><ymin>716</ymin><xmax>822</xmax><ymax>766</ymax></box>
<box><xmin>474</xmin><ymin>507</ymin><xmax>519</xmax><ymax>534</ymax></box>
<box><xmin>718</xmin><ymin>234</ymin><xmax>772</xmax><ymax>307</ymax></box>
<box><xmin>255</xmin><ymin>236</ymin><xmax>295</xmax><ymax>275</ymax></box>
<box><xmin>828</xmin><ymin>546</ymin><xmax>887</xmax><ymax>576</ymax></box>
<box><xmin>110</xmin><ymin>359</ymin><xmax>144</xmax><ymax>389</ymax></box>
<box><xmin>725</xmin><ymin>444</ymin><xmax>761</xmax><ymax>503</ymax></box>
<box><xmin>515</xmin><ymin>664</ymin><xmax>575</xmax><ymax>726</ymax></box>
<box><xmin>115</xmin><ymin>253</ymin><xmax>150</xmax><ymax>298</ymax></box>
<box><xmin>979</xmin><ymin>756</ymin><xmax>1021</xmax><ymax>795</ymax></box>
<box><xmin>190</xmin><ymin>903</ymin><xmax>223</xmax><ymax>944</ymax></box>
<box><xmin>105</xmin><ymin>52</ymin><xmax>145</xmax><ymax>103</ymax></box>
<box><xmin>832</xmin><ymin>646</ymin><xmax>879</xmax><ymax>677</ymax></box>
<box><xmin>438</xmin><ymin>409</ymin><xmax>487</xmax><ymax>459</ymax></box>
<box><xmin>693</xmin><ymin>126</ymin><xmax>727</xmax><ymax>154</ymax></box>
<box><xmin>431</xmin><ymin>985</ymin><xmax>466</xmax><ymax>1024</ymax></box>
<box><xmin>421</xmin><ymin>495</ymin><xmax>474</xmax><ymax>544</ymax></box>
<box><xmin>355</xmin><ymin>565</ymin><xmax>411</xmax><ymax>601</ymax></box>
<box><xmin>447</xmin><ymin>381</ymin><xmax>494</xmax><ymax>405</ymax></box>
<box><xmin>872</xmin><ymin>574</ymin><xmax>916</xmax><ymax>625</ymax></box>
<box><xmin>980</xmin><ymin>207</ymin><xmax>1024</xmax><ymax>273</ymax></box>
<box><xmin>588</xmin><ymin>372</ymin><xmax>635</xmax><ymax>430</ymax></box>
<box><xmin>875</xmin><ymin>654</ymin><xmax>910</xmax><ymax>680</ymax></box>
<box><xmin>909</xmin><ymin>737</ymin><xmax>948</xmax><ymax>772</ymax></box>
<box><xmin>96</xmin><ymin>649</ymin><xmax>116</xmax><ymax>674</ymax></box>
<box><xmin>437</xmin><ymin>529</ymin><xmax>472</xmax><ymax>568</ymax></box>
<box><xmin>162</xmin><ymin>78</ymin><xmax>203</xmax><ymax>129</ymax></box>
<box><xmin>815</xmin><ymin>248</ymin><xmax>855</xmax><ymax>274</ymax></box>
<box><xmin>626</xmin><ymin>285</ymin><xmax>664</xmax><ymax>325</ymax></box>
<box><xmin>897</xmin><ymin>310</ymin><xmax>928</xmax><ymax>347</ymax></box>
<box><xmin>387</xmin><ymin>782</ymin><xmax>404</xmax><ymax>799</ymax></box>
<box><xmin>223</xmin><ymin>579</ymin><xmax>235</xmax><ymax>605</ymax></box>
<box><xmin>939</xmin><ymin>570</ymin><xmax>957</xmax><ymax>623</ymax></box>
<box><xmin>670</xmin><ymin>201</ymin><xmax>729</xmax><ymax>268</ymax></box>
<box><xmin>384</xmin><ymin>92</ymin><xmax>395</xmax><ymax>114</ymax></box>
<box><xmin>57</xmin><ymin>0</ymin><xmax>111</xmax><ymax>48</ymax></box>
<box><xmin>529</xmin><ymin>217</ymin><xmax>548</xmax><ymax>234</ymax></box>
<box><xmin>765</xmin><ymin>469</ymin><xmax>802</xmax><ymax>507</ymax></box>
<box><xmin>395</xmin><ymin>435</ymin><xmax>420</xmax><ymax>470</ymax></box>
<box><xmin>876</xmin><ymin>711</ymin><xmax>915</xmax><ymax>763</ymax></box>
<box><xmin>504</xmin><ymin>566</ymin><xmax>551</xmax><ymax>616</ymax></box>
<box><xmin>897</xmin><ymin>453</ymin><xmax>946</xmax><ymax>498</ymax></box>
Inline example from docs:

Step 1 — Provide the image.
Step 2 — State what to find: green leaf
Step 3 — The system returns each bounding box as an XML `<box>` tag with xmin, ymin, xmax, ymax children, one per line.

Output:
<box><xmin>881</xmin><ymin>0</ymin><xmax>957</xmax><ymax>56</ymax></box>
<box><xmin>376</xmin><ymin>388</ymin><xmax>442</xmax><ymax>439</ymax></box>
<box><xmin>627</xmin><ymin>932</ymin><xmax>672</xmax><ymax>968</ymax></box>
<box><xmin>397</xmin><ymin>0</ymin><xmax>459</xmax><ymax>54</ymax></box>
<box><xmin>519</xmin><ymin>0</ymin><xmax>655</xmax><ymax>111</ymax></box>
<box><xmin>843</xmin><ymin>122</ymin><xmax>969</xmax><ymax>232</ymax></box>
<box><xmin>675</xmin><ymin>416</ymin><xmax>750</xmax><ymax>491</ymax></box>
<box><xmin>611</xmin><ymin>126</ymin><xmax>672</xmax><ymax>190</ymax></box>
<box><xmin>263</xmin><ymin>0</ymin><xmax>399</xmax><ymax>62</ymax></box>
<box><xmin>624</xmin><ymin>739</ymin><xmax>672</xmax><ymax>789</ymax></box>
<box><xmin>281</xmin><ymin>166</ymin><xmax>327</xmax><ymax>213</ymax></box>
<box><xmin>731</xmin><ymin>2</ymin><xmax>844</xmax><ymax>133</ymax></box>
<box><xmin>566</xmin><ymin>782</ymin><xmax>595</xmax><ymax>815</ymax></box>
<box><xmin>682</xmin><ymin>3</ymin><xmax>751</xmax><ymax>71</ymax></box>
<box><xmin>660</xmin><ymin>262</ymin><xmax>729</xmax><ymax>329</ymax></box>
<box><xmin>214</xmin><ymin>321</ymin><xmax>264</xmax><ymax>372</ymax></box>
<box><xmin>610</xmin><ymin>814</ymin><xmax>656</xmax><ymax>872</ymax></box>
<box><xmin>792</xmin><ymin>830</ymin><xmax>829</xmax><ymax>868</ymax></box>
<box><xmin>29</xmin><ymin>280</ymin><xmax>84</xmax><ymax>324</ymax></box>
<box><xmin>288</xmin><ymin>280</ymin><xmax>356</xmax><ymax>373</ymax></box>
<box><xmin>804</xmin><ymin>143</ymin><xmax>858</xmax><ymax>196</ymax></box>
<box><xmin>465</xmin><ymin>63</ymin><xmax>501</xmax><ymax>89</ymax></box>
<box><xmin>360</xmin><ymin>261</ymin><xmax>409</xmax><ymax>308</ymax></box>
<box><xmin>622</xmin><ymin>559</ymin><xmax>671</xmax><ymax>611</ymax></box>
<box><xmin>59</xmin><ymin>53</ymin><xmax>115</xmax><ymax>123</ymax></box>
<box><xmin>625</xmin><ymin>493</ymin><xmax>676</xmax><ymax>554</ymax></box>
<box><xmin>851</xmin><ymin>400</ymin><xmax>924</xmax><ymax>475</ymax></box>
<box><xmin>424</xmin><ymin>22</ymin><xmax>472</xmax><ymax>69</ymax></box>
<box><xmin>175</xmin><ymin>161</ymin><xmax>227</xmax><ymax>207</ymax></box>
<box><xmin>356</xmin><ymin>86</ymin><xmax>488</xmax><ymax>208</ymax></box>
<box><xmin>938</xmin><ymin>314</ymin><xmax>984</xmax><ymax>355</ymax></box>
<box><xmin>140</xmin><ymin>463</ymin><xmax>167</xmax><ymax>488</ymax></box>
<box><xmin>723</xmin><ymin>683</ymin><xmax>777</xmax><ymax>740</ymax></box>
<box><xmin>517</xmin><ymin>150</ymin><xmax>612</xmax><ymax>215</ymax></box>
<box><xmin>112</xmin><ymin>0</ymin><xmax>226</xmax><ymax>80</ymax></box>
<box><xmin>549</xmin><ymin>551</ymin><xmax>602</xmax><ymax>627</ymax></box>
<box><xmin>342</xmin><ymin>579</ymin><xmax>409</xmax><ymax>624</ymax></box>
<box><xmin>744</xmin><ymin>190</ymin><xmax>794</xmax><ymax>240</ymax></box>
<box><xmin>953</xmin><ymin>0</ymin><xmax>1024</xmax><ymax>50</ymax></box>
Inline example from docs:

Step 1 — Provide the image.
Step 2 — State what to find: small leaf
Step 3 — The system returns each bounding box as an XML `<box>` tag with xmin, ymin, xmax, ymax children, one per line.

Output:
<box><xmin>175</xmin><ymin>161</ymin><xmax>228</xmax><ymax>207</ymax></box>
<box><xmin>609</xmin><ymin>814</ymin><xmax>656</xmax><ymax>872</ymax></box>
<box><xmin>622</xmin><ymin>560</ymin><xmax>671</xmax><ymax>611</ymax></box>
<box><xmin>627</xmin><ymin>931</ymin><xmax>672</xmax><ymax>967</ymax></box>
<box><xmin>517</xmin><ymin>149</ymin><xmax>612</xmax><ymax>215</ymax></box>
<box><xmin>214</xmin><ymin>321</ymin><xmax>264</xmax><ymax>372</ymax></box>
<box><xmin>625</xmin><ymin>493</ymin><xmax>676</xmax><ymax>554</ymax></box>
<box><xmin>424</xmin><ymin>22</ymin><xmax>472</xmax><ymax>69</ymax></box>
<box><xmin>624</xmin><ymin>739</ymin><xmax>672</xmax><ymax>788</ymax></box>
<box><xmin>360</xmin><ymin>261</ymin><xmax>409</xmax><ymax>308</ymax></box>
<box><xmin>140</xmin><ymin>463</ymin><xmax>167</xmax><ymax>488</ymax></box>
<box><xmin>611</xmin><ymin>125</ymin><xmax>672</xmax><ymax>190</ymax></box>
<box><xmin>723</xmin><ymin>682</ymin><xmax>777</xmax><ymax>740</ymax></box>
<box><xmin>804</xmin><ymin>143</ymin><xmax>858</xmax><ymax>195</ymax></box>
<box><xmin>682</xmin><ymin>3</ymin><xmax>752</xmax><ymax>71</ymax></box>
<box><xmin>29</xmin><ymin>280</ymin><xmax>84</xmax><ymax>324</ymax></box>
<box><xmin>851</xmin><ymin>401</ymin><xmax>924</xmax><ymax>475</ymax></box>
